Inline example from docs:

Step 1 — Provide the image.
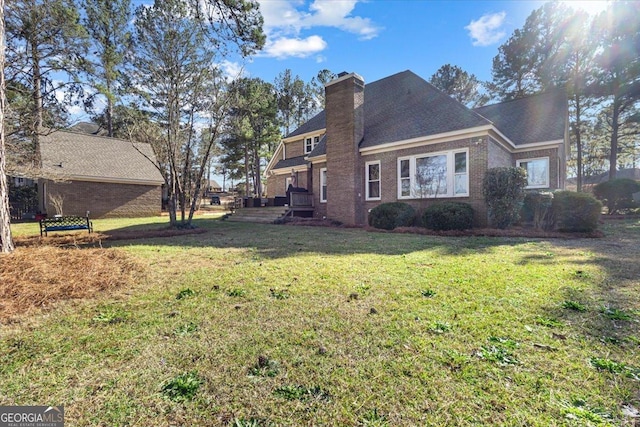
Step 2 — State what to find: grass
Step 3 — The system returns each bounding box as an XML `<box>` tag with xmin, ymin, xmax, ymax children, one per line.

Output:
<box><xmin>1</xmin><ymin>216</ymin><xmax>639</xmax><ymax>425</ymax></box>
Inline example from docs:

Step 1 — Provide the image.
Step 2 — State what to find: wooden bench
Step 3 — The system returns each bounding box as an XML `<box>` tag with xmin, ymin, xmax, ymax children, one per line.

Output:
<box><xmin>39</xmin><ymin>215</ymin><xmax>93</xmax><ymax>237</ymax></box>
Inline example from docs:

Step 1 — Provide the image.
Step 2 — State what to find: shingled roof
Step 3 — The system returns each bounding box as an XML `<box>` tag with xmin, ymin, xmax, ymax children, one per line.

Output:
<box><xmin>291</xmin><ymin>70</ymin><xmax>566</xmax><ymax>158</ymax></box>
<box><xmin>271</xmin><ymin>155</ymin><xmax>309</xmax><ymax>170</ymax></box>
<box><xmin>40</xmin><ymin>130</ymin><xmax>164</xmax><ymax>184</ymax></box>
<box><xmin>473</xmin><ymin>90</ymin><xmax>567</xmax><ymax>145</ymax></box>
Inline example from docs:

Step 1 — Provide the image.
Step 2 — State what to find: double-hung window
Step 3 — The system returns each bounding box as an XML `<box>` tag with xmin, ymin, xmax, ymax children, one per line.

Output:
<box><xmin>305</xmin><ymin>136</ymin><xmax>320</xmax><ymax>154</ymax></box>
<box><xmin>366</xmin><ymin>161</ymin><xmax>381</xmax><ymax>200</ymax></box>
<box><xmin>397</xmin><ymin>149</ymin><xmax>468</xmax><ymax>198</ymax></box>
<box><xmin>517</xmin><ymin>157</ymin><xmax>549</xmax><ymax>188</ymax></box>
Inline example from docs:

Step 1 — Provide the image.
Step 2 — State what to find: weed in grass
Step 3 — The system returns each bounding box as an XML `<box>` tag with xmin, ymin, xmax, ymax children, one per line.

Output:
<box><xmin>590</xmin><ymin>358</ymin><xmax>640</xmax><ymax>380</ymax></box>
<box><xmin>232</xmin><ymin>418</ymin><xmax>269</xmax><ymax>427</ymax></box>
<box><xmin>478</xmin><ymin>337</ymin><xmax>520</xmax><ymax>365</ymax></box>
<box><xmin>600</xmin><ymin>307</ymin><xmax>633</xmax><ymax>321</ymax></box>
<box><xmin>562</xmin><ymin>300</ymin><xmax>587</xmax><ymax>312</ymax></box>
<box><xmin>573</xmin><ymin>270</ymin><xmax>592</xmax><ymax>279</ymax></box>
<box><xmin>269</xmin><ymin>288</ymin><xmax>289</xmax><ymax>300</ymax></box>
<box><xmin>176</xmin><ymin>288</ymin><xmax>195</xmax><ymax>300</ymax></box>
<box><xmin>535</xmin><ymin>316</ymin><xmax>564</xmax><ymax>328</ymax></box>
<box><xmin>248</xmin><ymin>355</ymin><xmax>280</xmax><ymax>378</ymax></box>
<box><xmin>273</xmin><ymin>385</ymin><xmax>329</xmax><ymax>401</ymax></box>
<box><xmin>92</xmin><ymin>308</ymin><xmax>127</xmax><ymax>324</ymax></box>
<box><xmin>355</xmin><ymin>283</ymin><xmax>371</xmax><ymax>294</ymax></box>
<box><xmin>561</xmin><ymin>399</ymin><xmax>613</xmax><ymax>425</ymax></box>
<box><xmin>429</xmin><ymin>321</ymin><xmax>451</xmax><ymax>334</ymax></box>
<box><xmin>161</xmin><ymin>371</ymin><xmax>202</xmax><ymax>402</ymax></box>
<box><xmin>421</xmin><ymin>289</ymin><xmax>436</xmax><ymax>298</ymax></box>
<box><xmin>360</xmin><ymin>408</ymin><xmax>389</xmax><ymax>426</ymax></box>
<box><xmin>228</xmin><ymin>289</ymin><xmax>246</xmax><ymax>297</ymax></box>
<box><xmin>174</xmin><ymin>322</ymin><xmax>199</xmax><ymax>337</ymax></box>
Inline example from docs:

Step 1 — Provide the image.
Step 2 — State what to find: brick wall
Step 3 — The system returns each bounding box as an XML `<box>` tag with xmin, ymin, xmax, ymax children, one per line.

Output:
<box><xmin>311</xmin><ymin>162</ymin><xmax>327</xmax><ymax>219</ymax></box>
<box><xmin>488</xmin><ymin>137</ymin><xmax>512</xmax><ymax>168</ymax></box>
<box><xmin>325</xmin><ymin>74</ymin><xmax>365</xmax><ymax>225</ymax></box>
<box><xmin>266</xmin><ymin>171</ymin><xmax>309</xmax><ymax>197</ymax></box>
<box><xmin>513</xmin><ymin>147</ymin><xmax>562</xmax><ymax>190</ymax></box>
<box><xmin>44</xmin><ymin>180</ymin><xmax>161</xmax><ymax>218</ymax></box>
<box><xmin>284</xmin><ymin>139</ymin><xmax>304</xmax><ymax>159</ymax></box>
<box><xmin>360</xmin><ymin>136</ymin><xmax>490</xmax><ymax>226</ymax></box>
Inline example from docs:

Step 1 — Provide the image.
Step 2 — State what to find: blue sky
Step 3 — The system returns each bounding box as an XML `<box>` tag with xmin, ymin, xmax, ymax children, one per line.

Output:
<box><xmin>227</xmin><ymin>0</ymin><xmax>608</xmax><ymax>87</ymax></box>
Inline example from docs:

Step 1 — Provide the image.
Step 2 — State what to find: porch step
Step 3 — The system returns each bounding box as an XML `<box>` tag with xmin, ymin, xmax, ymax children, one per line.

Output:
<box><xmin>226</xmin><ymin>207</ymin><xmax>289</xmax><ymax>224</ymax></box>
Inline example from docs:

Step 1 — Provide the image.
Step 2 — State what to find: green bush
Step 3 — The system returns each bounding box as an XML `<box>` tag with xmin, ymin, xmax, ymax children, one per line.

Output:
<box><xmin>593</xmin><ymin>178</ymin><xmax>640</xmax><ymax>215</ymax></box>
<box><xmin>368</xmin><ymin>202</ymin><xmax>416</xmax><ymax>230</ymax></box>
<box><xmin>483</xmin><ymin>167</ymin><xmax>527</xmax><ymax>229</ymax></box>
<box><xmin>422</xmin><ymin>202</ymin><xmax>474</xmax><ymax>230</ymax></box>
<box><xmin>552</xmin><ymin>191</ymin><xmax>601</xmax><ymax>232</ymax></box>
<box><xmin>522</xmin><ymin>191</ymin><xmax>555</xmax><ymax>230</ymax></box>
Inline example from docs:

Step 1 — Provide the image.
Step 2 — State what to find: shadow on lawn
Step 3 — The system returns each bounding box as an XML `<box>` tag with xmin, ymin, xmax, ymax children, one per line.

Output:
<box><xmin>519</xmin><ymin>218</ymin><xmax>640</xmax><ymax>346</ymax></box>
<box><xmin>100</xmin><ymin>217</ymin><xmax>507</xmax><ymax>258</ymax></box>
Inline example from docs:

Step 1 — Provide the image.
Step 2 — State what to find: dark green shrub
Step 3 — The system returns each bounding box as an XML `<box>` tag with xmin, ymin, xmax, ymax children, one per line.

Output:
<box><xmin>522</xmin><ymin>191</ymin><xmax>555</xmax><ymax>230</ymax></box>
<box><xmin>593</xmin><ymin>178</ymin><xmax>640</xmax><ymax>215</ymax></box>
<box><xmin>483</xmin><ymin>167</ymin><xmax>527</xmax><ymax>229</ymax></box>
<box><xmin>368</xmin><ymin>202</ymin><xmax>416</xmax><ymax>230</ymax></box>
<box><xmin>422</xmin><ymin>202</ymin><xmax>474</xmax><ymax>230</ymax></box>
<box><xmin>552</xmin><ymin>191</ymin><xmax>601</xmax><ymax>232</ymax></box>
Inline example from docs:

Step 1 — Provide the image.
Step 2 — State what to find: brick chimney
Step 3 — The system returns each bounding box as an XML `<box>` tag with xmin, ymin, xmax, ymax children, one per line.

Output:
<box><xmin>325</xmin><ymin>72</ymin><xmax>365</xmax><ymax>226</ymax></box>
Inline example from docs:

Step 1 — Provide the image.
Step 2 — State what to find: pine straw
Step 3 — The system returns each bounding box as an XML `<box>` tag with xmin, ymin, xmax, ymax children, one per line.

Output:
<box><xmin>0</xmin><ymin>246</ymin><xmax>144</xmax><ymax>322</ymax></box>
<box><xmin>13</xmin><ymin>227</ymin><xmax>208</xmax><ymax>248</ymax></box>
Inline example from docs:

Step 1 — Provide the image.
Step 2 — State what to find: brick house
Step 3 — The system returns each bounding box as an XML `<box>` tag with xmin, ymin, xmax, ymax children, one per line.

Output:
<box><xmin>265</xmin><ymin>71</ymin><xmax>568</xmax><ymax>226</ymax></box>
<box><xmin>38</xmin><ymin>130</ymin><xmax>164</xmax><ymax>218</ymax></box>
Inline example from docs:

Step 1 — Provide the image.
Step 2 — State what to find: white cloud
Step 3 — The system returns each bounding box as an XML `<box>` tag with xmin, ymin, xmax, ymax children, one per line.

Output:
<box><xmin>219</xmin><ymin>60</ymin><xmax>247</xmax><ymax>80</ymax></box>
<box><xmin>465</xmin><ymin>12</ymin><xmax>506</xmax><ymax>47</ymax></box>
<box><xmin>257</xmin><ymin>0</ymin><xmax>381</xmax><ymax>58</ymax></box>
<box><xmin>263</xmin><ymin>35</ymin><xmax>328</xmax><ymax>59</ymax></box>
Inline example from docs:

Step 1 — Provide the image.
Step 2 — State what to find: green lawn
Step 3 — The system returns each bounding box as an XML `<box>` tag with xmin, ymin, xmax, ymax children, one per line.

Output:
<box><xmin>2</xmin><ymin>217</ymin><xmax>639</xmax><ymax>426</ymax></box>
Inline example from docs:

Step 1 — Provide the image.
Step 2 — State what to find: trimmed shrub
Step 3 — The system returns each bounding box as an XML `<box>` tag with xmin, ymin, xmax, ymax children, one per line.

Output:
<box><xmin>422</xmin><ymin>202</ymin><xmax>474</xmax><ymax>230</ymax></box>
<box><xmin>483</xmin><ymin>167</ymin><xmax>527</xmax><ymax>229</ymax></box>
<box><xmin>522</xmin><ymin>191</ymin><xmax>555</xmax><ymax>230</ymax></box>
<box><xmin>593</xmin><ymin>178</ymin><xmax>640</xmax><ymax>215</ymax></box>
<box><xmin>552</xmin><ymin>191</ymin><xmax>601</xmax><ymax>232</ymax></box>
<box><xmin>368</xmin><ymin>202</ymin><xmax>416</xmax><ymax>230</ymax></box>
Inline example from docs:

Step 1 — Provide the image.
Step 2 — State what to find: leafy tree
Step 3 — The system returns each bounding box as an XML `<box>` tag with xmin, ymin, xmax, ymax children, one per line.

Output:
<box><xmin>1</xmin><ymin>0</ymin><xmax>15</xmax><ymax>253</ymax></box>
<box><xmin>274</xmin><ymin>69</ymin><xmax>314</xmax><ymax>135</ymax></box>
<box><xmin>589</xmin><ymin>2</ymin><xmax>640</xmax><ymax>180</ymax></box>
<box><xmin>308</xmin><ymin>69</ymin><xmax>337</xmax><ymax>109</ymax></box>
<box><xmin>429</xmin><ymin>64</ymin><xmax>486</xmax><ymax>107</ymax></box>
<box><xmin>82</xmin><ymin>0</ymin><xmax>132</xmax><ymax>137</ymax></box>
<box><xmin>489</xmin><ymin>28</ymin><xmax>540</xmax><ymax>100</ymax></box>
<box><xmin>5</xmin><ymin>0</ymin><xmax>88</xmax><ymax>165</ymax></box>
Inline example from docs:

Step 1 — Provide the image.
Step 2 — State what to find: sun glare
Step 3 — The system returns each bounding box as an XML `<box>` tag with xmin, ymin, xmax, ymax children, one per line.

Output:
<box><xmin>560</xmin><ymin>0</ymin><xmax>610</xmax><ymax>15</ymax></box>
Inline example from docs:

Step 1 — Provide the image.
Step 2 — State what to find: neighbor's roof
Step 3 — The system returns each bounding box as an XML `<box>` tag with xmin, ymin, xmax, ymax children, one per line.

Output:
<box><xmin>40</xmin><ymin>130</ymin><xmax>164</xmax><ymax>185</ymax></box>
<box><xmin>473</xmin><ymin>90</ymin><xmax>567</xmax><ymax>145</ymax></box>
<box><xmin>286</xmin><ymin>70</ymin><xmax>566</xmax><ymax>157</ymax></box>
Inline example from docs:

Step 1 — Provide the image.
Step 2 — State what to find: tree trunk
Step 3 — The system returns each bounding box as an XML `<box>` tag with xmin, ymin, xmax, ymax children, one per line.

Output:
<box><xmin>106</xmin><ymin>80</ymin><xmax>114</xmax><ymax>137</ymax></box>
<box><xmin>609</xmin><ymin>96</ymin><xmax>620</xmax><ymax>180</ymax></box>
<box><xmin>30</xmin><ymin>39</ymin><xmax>42</xmax><ymax>166</ymax></box>
<box><xmin>0</xmin><ymin>0</ymin><xmax>16</xmax><ymax>253</ymax></box>
<box><xmin>244</xmin><ymin>144</ymin><xmax>250</xmax><ymax>197</ymax></box>
<box><xmin>574</xmin><ymin>93</ymin><xmax>583</xmax><ymax>192</ymax></box>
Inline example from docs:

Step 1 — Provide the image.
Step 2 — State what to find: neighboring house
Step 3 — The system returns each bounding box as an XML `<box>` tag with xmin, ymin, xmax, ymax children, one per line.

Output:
<box><xmin>38</xmin><ymin>130</ymin><xmax>164</xmax><ymax>218</ymax></box>
<box><xmin>566</xmin><ymin>168</ymin><xmax>640</xmax><ymax>190</ymax></box>
<box><xmin>265</xmin><ymin>70</ymin><xmax>568</xmax><ymax>226</ymax></box>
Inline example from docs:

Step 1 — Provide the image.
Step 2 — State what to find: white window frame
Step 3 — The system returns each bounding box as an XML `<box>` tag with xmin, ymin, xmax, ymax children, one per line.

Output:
<box><xmin>397</xmin><ymin>148</ymin><xmax>469</xmax><ymax>199</ymax></box>
<box><xmin>517</xmin><ymin>157</ymin><xmax>550</xmax><ymax>189</ymax></box>
<box><xmin>365</xmin><ymin>161</ymin><xmax>381</xmax><ymax>201</ymax></box>
<box><xmin>304</xmin><ymin>135</ymin><xmax>320</xmax><ymax>154</ymax></box>
<box><xmin>320</xmin><ymin>168</ymin><xmax>327</xmax><ymax>203</ymax></box>
<box><xmin>285</xmin><ymin>177</ymin><xmax>292</xmax><ymax>192</ymax></box>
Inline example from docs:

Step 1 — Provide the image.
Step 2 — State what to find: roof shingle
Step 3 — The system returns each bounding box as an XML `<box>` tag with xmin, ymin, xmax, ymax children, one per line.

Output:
<box><xmin>40</xmin><ymin>130</ymin><xmax>164</xmax><ymax>184</ymax></box>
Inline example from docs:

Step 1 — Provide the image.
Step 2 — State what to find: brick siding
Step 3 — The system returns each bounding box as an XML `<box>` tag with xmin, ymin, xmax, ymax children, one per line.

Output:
<box><xmin>44</xmin><ymin>180</ymin><xmax>161</xmax><ymax>218</ymax></box>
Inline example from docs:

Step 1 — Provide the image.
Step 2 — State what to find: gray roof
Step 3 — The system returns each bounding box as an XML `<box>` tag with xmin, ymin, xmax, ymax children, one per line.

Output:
<box><xmin>40</xmin><ymin>130</ymin><xmax>164</xmax><ymax>184</ymax></box>
<box><xmin>69</xmin><ymin>121</ymin><xmax>107</xmax><ymax>136</ymax></box>
<box><xmin>288</xmin><ymin>70</ymin><xmax>566</xmax><ymax>157</ymax></box>
<box><xmin>473</xmin><ymin>90</ymin><xmax>567</xmax><ymax>145</ymax></box>
<box><xmin>272</xmin><ymin>155</ymin><xmax>309</xmax><ymax>170</ymax></box>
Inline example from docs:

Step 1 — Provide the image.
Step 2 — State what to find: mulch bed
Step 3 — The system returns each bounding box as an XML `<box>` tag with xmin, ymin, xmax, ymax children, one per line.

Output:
<box><xmin>0</xmin><ymin>246</ymin><xmax>144</xmax><ymax>322</ymax></box>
